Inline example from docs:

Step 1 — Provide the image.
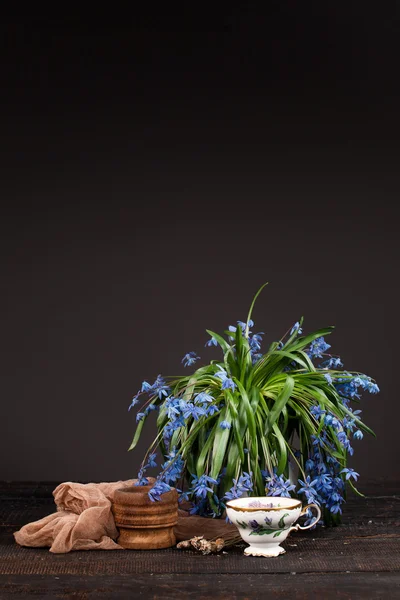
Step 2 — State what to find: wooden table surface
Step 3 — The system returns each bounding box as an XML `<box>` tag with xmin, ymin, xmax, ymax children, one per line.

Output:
<box><xmin>0</xmin><ymin>480</ymin><xmax>399</xmax><ymax>599</ymax></box>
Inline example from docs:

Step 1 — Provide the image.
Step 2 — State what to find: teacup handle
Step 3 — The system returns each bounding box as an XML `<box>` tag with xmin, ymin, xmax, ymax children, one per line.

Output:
<box><xmin>289</xmin><ymin>503</ymin><xmax>321</xmax><ymax>532</ymax></box>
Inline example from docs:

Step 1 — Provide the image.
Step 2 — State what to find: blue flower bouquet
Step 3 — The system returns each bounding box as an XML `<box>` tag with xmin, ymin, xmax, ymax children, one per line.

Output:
<box><xmin>128</xmin><ymin>283</ymin><xmax>379</xmax><ymax>526</ymax></box>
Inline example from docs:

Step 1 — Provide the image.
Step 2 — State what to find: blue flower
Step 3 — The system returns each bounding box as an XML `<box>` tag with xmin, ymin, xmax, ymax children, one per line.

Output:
<box><xmin>353</xmin><ymin>429</ymin><xmax>363</xmax><ymax>440</ymax></box>
<box><xmin>134</xmin><ymin>460</ymin><xmax>151</xmax><ymax>486</ymax></box>
<box><xmin>195</xmin><ymin>392</ymin><xmax>214</xmax><ymax>404</ymax></box>
<box><xmin>128</xmin><ymin>392</ymin><xmax>141</xmax><ymax>411</ymax></box>
<box><xmin>329</xmin><ymin>502</ymin><xmax>343</xmax><ymax>514</ymax></box>
<box><xmin>237</xmin><ymin>320</ymin><xmax>254</xmax><ymax>333</ymax></box>
<box><xmin>215</xmin><ymin>367</ymin><xmax>236</xmax><ymax>391</ymax></box>
<box><xmin>265</xmin><ymin>474</ymin><xmax>296</xmax><ymax>498</ymax></box>
<box><xmin>224</xmin><ymin>488</ymin><xmax>240</xmax><ymax>501</ymax></box>
<box><xmin>249</xmin><ymin>333</ymin><xmax>264</xmax><ymax>352</ymax></box>
<box><xmin>147</xmin><ymin>452</ymin><xmax>157</xmax><ymax>468</ymax></box>
<box><xmin>222</xmin><ymin>378</ymin><xmax>236</xmax><ymax>391</ymax></box>
<box><xmin>165</xmin><ymin>396</ymin><xmax>181</xmax><ymax>420</ymax></box>
<box><xmin>135</xmin><ymin>449</ymin><xmax>159</xmax><ymax>485</ymax></box>
<box><xmin>337</xmin><ymin>431</ymin><xmax>354</xmax><ymax>455</ymax></box>
<box><xmin>290</xmin><ymin>322</ymin><xmax>303</xmax><ymax>335</ymax></box>
<box><xmin>182</xmin><ymin>402</ymin><xmax>206</xmax><ymax>421</ymax></box>
<box><xmin>324</xmin><ymin>414</ymin><xmax>341</xmax><ymax>430</ymax></box>
<box><xmin>136</xmin><ymin>412</ymin><xmax>145</xmax><ymax>423</ymax></box>
<box><xmin>237</xmin><ymin>472</ymin><xmax>253</xmax><ymax>491</ymax></box>
<box><xmin>321</xmin><ymin>357</ymin><xmax>343</xmax><ymax>369</ymax></box>
<box><xmin>148</xmin><ymin>480</ymin><xmax>171</xmax><ymax>502</ymax></box>
<box><xmin>161</xmin><ymin>447</ymin><xmax>185</xmax><ymax>485</ymax></box>
<box><xmin>139</xmin><ymin>452</ymin><xmax>157</xmax><ymax>469</ymax></box>
<box><xmin>227</xmin><ymin>325</ymin><xmax>237</xmax><ymax>341</ymax></box>
<box><xmin>362</xmin><ymin>379</ymin><xmax>380</xmax><ymax>394</ymax></box>
<box><xmin>311</xmin><ymin>433</ymin><xmax>327</xmax><ymax>448</ymax></box>
<box><xmin>343</xmin><ymin>416</ymin><xmax>356</xmax><ymax>432</ymax></box>
<box><xmin>182</xmin><ymin>352</ymin><xmax>200</xmax><ymax>368</ymax></box>
<box><xmin>335</xmin><ymin>373</ymin><xmax>379</xmax><ymax>403</ymax></box>
<box><xmin>307</xmin><ymin>337</ymin><xmax>331</xmax><ymax>359</ymax></box>
<box><xmin>305</xmin><ymin>458</ymin><xmax>315</xmax><ymax>471</ymax></box>
<box><xmin>303</xmin><ymin>507</ymin><xmax>318</xmax><ymax>528</ymax></box>
<box><xmin>190</xmin><ymin>474</ymin><xmax>218</xmax><ymax>499</ymax></box>
<box><xmin>178</xmin><ymin>490</ymin><xmax>189</xmax><ymax>503</ymax></box>
<box><xmin>135</xmin><ymin>474</ymin><xmax>149</xmax><ymax>486</ymax></box>
<box><xmin>205</xmin><ymin>336</ymin><xmax>218</xmax><ymax>347</ymax></box>
<box><xmin>340</xmin><ymin>468</ymin><xmax>359</xmax><ymax>481</ymax></box>
<box><xmin>220</xmin><ymin>420</ymin><xmax>231</xmax><ymax>430</ymax></box>
<box><xmin>228</xmin><ymin>320</ymin><xmax>254</xmax><ymax>339</ymax></box>
<box><xmin>166</xmin><ymin>404</ymin><xmax>182</xmax><ymax>421</ymax></box>
<box><xmin>298</xmin><ymin>476</ymin><xmax>320</xmax><ymax>504</ymax></box>
<box><xmin>206</xmin><ymin>404</ymin><xmax>220</xmax><ymax>416</ymax></box>
<box><xmin>324</xmin><ymin>373</ymin><xmax>333</xmax><ymax>385</ymax></box>
<box><xmin>224</xmin><ymin>472</ymin><xmax>253</xmax><ymax>500</ymax></box>
<box><xmin>163</xmin><ymin>416</ymin><xmax>185</xmax><ymax>440</ymax></box>
<box><xmin>310</xmin><ymin>405</ymin><xmax>325</xmax><ymax>420</ymax></box>
<box><xmin>141</xmin><ymin>381</ymin><xmax>153</xmax><ymax>393</ymax></box>
<box><xmin>144</xmin><ymin>404</ymin><xmax>157</xmax><ymax>416</ymax></box>
<box><xmin>251</xmin><ymin>353</ymin><xmax>263</xmax><ymax>364</ymax></box>
<box><xmin>314</xmin><ymin>473</ymin><xmax>333</xmax><ymax>495</ymax></box>
<box><xmin>152</xmin><ymin>375</ymin><xmax>171</xmax><ymax>399</ymax></box>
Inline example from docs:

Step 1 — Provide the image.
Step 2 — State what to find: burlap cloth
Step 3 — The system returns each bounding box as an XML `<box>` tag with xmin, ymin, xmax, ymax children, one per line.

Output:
<box><xmin>14</xmin><ymin>481</ymin><xmax>236</xmax><ymax>554</ymax></box>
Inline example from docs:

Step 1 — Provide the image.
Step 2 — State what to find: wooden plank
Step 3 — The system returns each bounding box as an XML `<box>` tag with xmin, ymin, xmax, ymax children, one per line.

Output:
<box><xmin>1</xmin><ymin>529</ymin><xmax>399</xmax><ymax>575</ymax></box>
<box><xmin>0</xmin><ymin>572</ymin><xmax>399</xmax><ymax>599</ymax></box>
<box><xmin>0</xmin><ymin>502</ymin><xmax>55</xmax><ymax>528</ymax></box>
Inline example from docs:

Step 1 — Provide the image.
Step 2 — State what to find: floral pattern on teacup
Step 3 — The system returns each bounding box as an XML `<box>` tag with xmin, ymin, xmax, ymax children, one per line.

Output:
<box><xmin>235</xmin><ymin>512</ymin><xmax>291</xmax><ymax>536</ymax></box>
<box><xmin>247</xmin><ymin>500</ymin><xmax>281</xmax><ymax>509</ymax></box>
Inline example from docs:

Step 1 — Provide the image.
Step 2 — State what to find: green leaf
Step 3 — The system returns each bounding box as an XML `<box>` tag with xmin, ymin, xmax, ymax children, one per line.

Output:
<box><xmin>249</xmin><ymin>528</ymin><xmax>281</xmax><ymax>536</ymax></box>
<box><xmin>265</xmin><ymin>376</ymin><xmax>295</xmax><ymax>435</ymax></box>
<box><xmin>196</xmin><ymin>420</ymin><xmax>219</xmax><ymax>477</ymax></box>
<box><xmin>278</xmin><ymin>513</ymin><xmax>290</xmax><ymax>529</ymax></box>
<box><xmin>232</xmin><ymin>420</ymin><xmax>245</xmax><ymax>464</ymax></box>
<box><xmin>272</xmin><ymin>350</ymin><xmax>309</xmax><ymax>370</ymax></box>
<box><xmin>224</xmin><ymin>389</ymin><xmax>239</xmax><ymax>418</ymax></box>
<box><xmin>234</xmin><ymin>380</ymin><xmax>257</xmax><ymax>441</ymax></box>
<box><xmin>210</xmin><ymin>408</ymin><xmax>232</xmax><ymax>481</ymax></box>
<box><xmin>221</xmin><ymin>441</ymin><xmax>241</xmax><ymax>497</ymax></box>
<box><xmin>182</xmin><ymin>377</ymin><xmax>197</xmax><ymax>402</ymax></box>
<box><xmin>272</xmin><ymin>423</ymin><xmax>288</xmax><ymax>474</ymax></box>
<box><xmin>235</xmin><ymin>325</ymin><xmax>252</xmax><ymax>383</ymax></box>
<box><xmin>128</xmin><ymin>418</ymin><xmax>145</xmax><ymax>451</ymax></box>
<box><xmin>245</xmin><ymin>282</ymin><xmax>269</xmax><ymax>337</ymax></box>
<box><xmin>348</xmin><ymin>478</ymin><xmax>365</xmax><ymax>498</ymax></box>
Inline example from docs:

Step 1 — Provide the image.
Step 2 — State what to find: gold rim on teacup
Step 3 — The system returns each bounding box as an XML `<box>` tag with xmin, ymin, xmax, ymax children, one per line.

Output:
<box><xmin>225</xmin><ymin>497</ymin><xmax>302</xmax><ymax>512</ymax></box>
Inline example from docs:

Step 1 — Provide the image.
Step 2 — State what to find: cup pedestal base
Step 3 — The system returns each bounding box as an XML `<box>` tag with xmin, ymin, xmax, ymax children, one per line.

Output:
<box><xmin>244</xmin><ymin>544</ymin><xmax>286</xmax><ymax>557</ymax></box>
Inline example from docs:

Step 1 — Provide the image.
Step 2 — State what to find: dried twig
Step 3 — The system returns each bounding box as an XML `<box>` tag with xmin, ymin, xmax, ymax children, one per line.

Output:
<box><xmin>176</xmin><ymin>534</ymin><xmax>242</xmax><ymax>554</ymax></box>
<box><xmin>176</xmin><ymin>536</ymin><xmax>225</xmax><ymax>554</ymax></box>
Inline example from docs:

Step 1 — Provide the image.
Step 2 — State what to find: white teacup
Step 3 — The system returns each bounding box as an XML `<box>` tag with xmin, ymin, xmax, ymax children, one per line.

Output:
<box><xmin>226</xmin><ymin>496</ymin><xmax>321</xmax><ymax>557</ymax></box>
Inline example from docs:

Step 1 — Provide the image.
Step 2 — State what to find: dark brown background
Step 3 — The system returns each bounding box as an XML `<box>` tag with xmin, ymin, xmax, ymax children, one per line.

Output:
<box><xmin>1</xmin><ymin>6</ymin><xmax>399</xmax><ymax>482</ymax></box>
